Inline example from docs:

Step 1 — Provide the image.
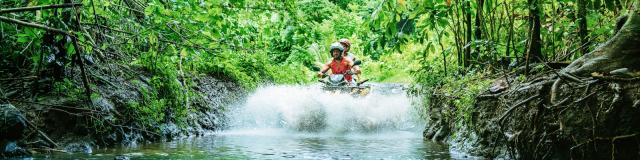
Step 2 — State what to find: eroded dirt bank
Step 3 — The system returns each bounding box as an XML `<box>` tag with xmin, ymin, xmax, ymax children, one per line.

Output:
<box><xmin>424</xmin><ymin>71</ymin><xmax>640</xmax><ymax>159</ymax></box>
<box><xmin>1</xmin><ymin>61</ymin><xmax>244</xmax><ymax>157</ymax></box>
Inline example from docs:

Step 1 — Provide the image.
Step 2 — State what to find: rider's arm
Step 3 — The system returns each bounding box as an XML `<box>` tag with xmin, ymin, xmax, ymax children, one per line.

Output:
<box><xmin>348</xmin><ymin>54</ymin><xmax>361</xmax><ymax>74</ymax></box>
<box><xmin>317</xmin><ymin>61</ymin><xmax>331</xmax><ymax>78</ymax></box>
<box><xmin>346</xmin><ymin>58</ymin><xmax>354</xmax><ymax>68</ymax></box>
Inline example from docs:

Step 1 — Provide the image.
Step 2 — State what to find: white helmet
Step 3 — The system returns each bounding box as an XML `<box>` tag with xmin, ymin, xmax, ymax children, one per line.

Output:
<box><xmin>329</xmin><ymin>42</ymin><xmax>345</xmax><ymax>54</ymax></box>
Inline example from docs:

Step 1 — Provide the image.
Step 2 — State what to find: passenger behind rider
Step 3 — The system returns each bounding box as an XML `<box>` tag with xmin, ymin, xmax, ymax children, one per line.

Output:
<box><xmin>317</xmin><ymin>42</ymin><xmax>356</xmax><ymax>85</ymax></box>
<box><xmin>338</xmin><ymin>38</ymin><xmax>362</xmax><ymax>81</ymax></box>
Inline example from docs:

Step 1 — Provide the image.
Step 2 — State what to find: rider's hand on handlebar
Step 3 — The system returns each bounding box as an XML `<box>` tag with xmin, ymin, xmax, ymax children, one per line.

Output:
<box><xmin>317</xmin><ymin>72</ymin><xmax>326</xmax><ymax>78</ymax></box>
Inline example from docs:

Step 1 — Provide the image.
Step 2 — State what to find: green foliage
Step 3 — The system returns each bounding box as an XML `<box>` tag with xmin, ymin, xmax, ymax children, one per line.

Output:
<box><xmin>52</xmin><ymin>78</ymin><xmax>84</xmax><ymax>99</ymax></box>
<box><xmin>365</xmin><ymin>43</ymin><xmax>421</xmax><ymax>82</ymax></box>
<box><xmin>119</xmin><ymin>79</ymin><xmax>173</xmax><ymax>132</ymax></box>
<box><xmin>441</xmin><ymin>72</ymin><xmax>492</xmax><ymax>126</ymax></box>
<box><xmin>132</xmin><ymin>47</ymin><xmax>191</xmax><ymax>128</ymax></box>
<box><xmin>125</xmin><ymin>100</ymin><xmax>166</xmax><ymax>130</ymax></box>
<box><xmin>196</xmin><ymin>51</ymin><xmax>310</xmax><ymax>89</ymax></box>
<box><xmin>297</xmin><ymin>0</ymin><xmax>339</xmax><ymax>23</ymax></box>
<box><xmin>330</xmin><ymin>0</ymin><xmax>366</xmax><ymax>9</ymax></box>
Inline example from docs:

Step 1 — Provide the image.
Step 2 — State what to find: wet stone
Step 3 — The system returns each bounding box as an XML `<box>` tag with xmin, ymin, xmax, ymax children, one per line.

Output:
<box><xmin>2</xmin><ymin>141</ymin><xmax>30</xmax><ymax>158</ymax></box>
<box><xmin>0</xmin><ymin>104</ymin><xmax>29</xmax><ymax>158</ymax></box>
<box><xmin>160</xmin><ymin>122</ymin><xmax>180</xmax><ymax>140</ymax></box>
<box><xmin>64</xmin><ymin>142</ymin><xmax>93</xmax><ymax>154</ymax></box>
<box><xmin>91</xmin><ymin>95</ymin><xmax>115</xmax><ymax>113</ymax></box>
<box><xmin>114</xmin><ymin>155</ymin><xmax>130</xmax><ymax>160</ymax></box>
<box><xmin>0</xmin><ymin>104</ymin><xmax>27</xmax><ymax>141</ymax></box>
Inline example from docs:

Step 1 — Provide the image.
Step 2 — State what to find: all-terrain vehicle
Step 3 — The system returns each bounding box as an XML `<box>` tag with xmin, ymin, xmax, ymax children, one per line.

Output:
<box><xmin>318</xmin><ymin>74</ymin><xmax>371</xmax><ymax>96</ymax></box>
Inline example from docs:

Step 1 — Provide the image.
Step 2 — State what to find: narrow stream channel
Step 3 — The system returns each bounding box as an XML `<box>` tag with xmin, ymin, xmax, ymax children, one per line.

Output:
<box><xmin>36</xmin><ymin>84</ymin><xmax>460</xmax><ymax>159</ymax></box>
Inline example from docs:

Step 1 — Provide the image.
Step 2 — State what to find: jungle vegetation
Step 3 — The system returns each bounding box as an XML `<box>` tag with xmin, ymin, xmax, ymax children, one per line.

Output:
<box><xmin>1</xmin><ymin>0</ymin><xmax>638</xmax><ymax>152</ymax></box>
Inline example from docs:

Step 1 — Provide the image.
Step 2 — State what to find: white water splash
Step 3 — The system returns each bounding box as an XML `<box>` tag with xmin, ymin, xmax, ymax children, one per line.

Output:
<box><xmin>227</xmin><ymin>84</ymin><xmax>425</xmax><ymax>134</ymax></box>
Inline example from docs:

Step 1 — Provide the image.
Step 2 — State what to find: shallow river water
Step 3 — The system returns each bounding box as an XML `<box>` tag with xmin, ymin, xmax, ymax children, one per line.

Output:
<box><xmin>37</xmin><ymin>129</ymin><xmax>452</xmax><ymax>159</ymax></box>
<box><xmin>36</xmin><ymin>84</ymin><xmax>461</xmax><ymax>159</ymax></box>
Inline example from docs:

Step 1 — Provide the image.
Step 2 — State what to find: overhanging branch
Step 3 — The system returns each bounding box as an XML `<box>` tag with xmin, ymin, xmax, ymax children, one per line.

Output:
<box><xmin>0</xmin><ymin>16</ymin><xmax>72</xmax><ymax>35</ymax></box>
<box><xmin>0</xmin><ymin>3</ymin><xmax>83</xmax><ymax>14</ymax></box>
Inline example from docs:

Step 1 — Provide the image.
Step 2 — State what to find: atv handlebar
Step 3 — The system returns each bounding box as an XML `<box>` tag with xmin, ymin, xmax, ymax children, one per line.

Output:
<box><xmin>357</xmin><ymin>79</ymin><xmax>369</xmax><ymax>86</ymax></box>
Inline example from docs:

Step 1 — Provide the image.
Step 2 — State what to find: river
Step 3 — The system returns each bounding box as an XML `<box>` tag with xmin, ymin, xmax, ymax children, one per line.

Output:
<box><xmin>35</xmin><ymin>84</ymin><xmax>461</xmax><ymax>159</ymax></box>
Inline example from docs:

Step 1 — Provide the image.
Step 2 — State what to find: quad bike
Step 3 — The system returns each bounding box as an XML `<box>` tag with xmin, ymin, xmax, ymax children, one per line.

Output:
<box><xmin>318</xmin><ymin>74</ymin><xmax>371</xmax><ymax>97</ymax></box>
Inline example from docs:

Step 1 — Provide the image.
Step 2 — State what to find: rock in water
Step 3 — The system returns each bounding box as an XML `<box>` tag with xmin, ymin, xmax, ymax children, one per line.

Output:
<box><xmin>115</xmin><ymin>155</ymin><xmax>131</xmax><ymax>160</ymax></box>
<box><xmin>0</xmin><ymin>104</ymin><xmax>30</xmax><ymax>157</ymax></box>
<box><xmin>0</xmin><ymin>104</ymin><xmax>26</xmax><ymax>140</ymax></box>
<box><xmin>64</xmin><ymin>142</ymin><xmax>93</xmax><ymax>154</ymax></box>
<box><xmin>2</xmin><ymin>142</ymin><xmax>29</xmax><ymax>157</ymax></box>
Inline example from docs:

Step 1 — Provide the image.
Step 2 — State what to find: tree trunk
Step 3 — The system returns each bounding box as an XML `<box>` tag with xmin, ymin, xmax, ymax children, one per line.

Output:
<box><xmin>563</xmin><ymin>0</ymin><xmax>640</xmax><ymax>76</ymax></box>
<box><xmin>577</xmin><ymin>0</ymin><xmax>589</xmax><ymax>56</ymax></box>
<box><xmin>474</xmin><ymin>0</ymin><xmax>484</xmax><ymax>61</ymax></box>
<box><xmin>464</xmin><ymin>0</ymin><xmax>472</xmax><ymax>68</ymax></box>
<box><xmin>449</xmin><ymin>1</ymin><xmax>464</xmax><ymax>68</ymax></box>
<box><xmin>525</xmin><ymin>0</ymin><xmax>544</xmax><ymax>75</ymax></box>
<box><xmin>504</xmin><ymin>2</ymin><xmax>516</xmax><ymax>64</ymax></box>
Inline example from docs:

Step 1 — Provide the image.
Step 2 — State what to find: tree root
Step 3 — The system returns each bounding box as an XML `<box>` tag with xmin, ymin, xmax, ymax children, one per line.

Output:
<box><xmin>477</xmin><ymin>93</ymin><xmax>504</xmax><ymax>100</ymax></box>
<box><xmin>592</xmin><ymin>75</ymin><xmax>640</xmax><ymax>82</ymax></box>
<box><xmin>550</xmin><ymin>72</ymin><xmax>591</xmax><ymax>106</ymax></box>
<box><xmin>492</xmin><ymin>74</ymin><xmax>637</xmax><ymax>159</ymax></box>
<box><xmin>29</xmin><ymin>147</ymin><xmax>69</xmax><ymax>154</ymax></box>
<box><xmin>574</xmin><ymin>92</ymin><xmax>596</xmax><ymax>104</ymax></box>
<box><xmin>483</xmin><ymin>2</ymin><xmax>640</xmax><ymax>157</ymax></box>
<box><xmin>605</xmin><ymin>83</ymin><xmax>622</xmax><ymax>114</ymax></box>
<box><xmin>88</xmin><ymin>70</ymin><xmax>118</xmax><ymax>88</ymax></box>
<box><xmin>610</xmin><ymin>133</ymin><xmax>639</xmax><ymax>160</ymax></box>
<box><xmin>550</xmin><ymin>78</ymin><xmax>562</xmax><ymax>105</ymax></box>
<box><xmin>571</xmin><ymin>133</ymin><xmax>640</xmax><ymax>160</ymax></box>
<box><xmin>550</xmin><ymin>97</ymin><xmax>570</xmax><ymax>108</ymax></box>
<box><xmin>561</xmin><ymin>72</ymin><xmax>585</xmax><ymax>83</ymax></box>
<box><xmin>498</xmin><ymin>94</ymin><xmax>540</xmax><ymax>124</ymax></box>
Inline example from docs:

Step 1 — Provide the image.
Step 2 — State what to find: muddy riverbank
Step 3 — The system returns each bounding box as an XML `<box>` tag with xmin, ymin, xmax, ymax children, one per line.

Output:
<box><xmin>424</xmin><ymin>70</ymin><xmax>640</xmax><ymax>159</ymax></box>
<box><xmin>1</xmin><ymin>61</ymin><xmax>244</xmax><ymax>157</ymax></box>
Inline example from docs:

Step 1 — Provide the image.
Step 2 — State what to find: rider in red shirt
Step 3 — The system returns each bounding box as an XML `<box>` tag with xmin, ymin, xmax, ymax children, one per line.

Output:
<box><xmin>317</xmin><ymin>42</ymin><xmax>355</xmax><ymax>84</ymax></box>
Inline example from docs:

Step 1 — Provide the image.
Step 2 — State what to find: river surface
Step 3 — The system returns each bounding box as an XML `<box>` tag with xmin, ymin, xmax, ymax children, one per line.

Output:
<box><xmin>35</xmin><ymin>84</ymin><xmax>460</xmax><ymax>159</ymax></box>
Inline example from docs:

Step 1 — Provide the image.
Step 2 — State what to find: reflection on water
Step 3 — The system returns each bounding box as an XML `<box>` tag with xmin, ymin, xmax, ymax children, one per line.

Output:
<box><xmin>35</xmin><ymin>129</ymin><xmax>452</xmax><ymax>159</ymax></box>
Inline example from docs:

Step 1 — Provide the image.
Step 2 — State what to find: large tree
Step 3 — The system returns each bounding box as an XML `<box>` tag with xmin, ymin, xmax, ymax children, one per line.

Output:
<box><xmin>577</xmin><ymin>0</ymin><xmax>589</xmax><ymax>56</ymax></box>
<box><xmin>562</xmin><ymin>0</ymin><xmax>640</xmax><ymax>76</ymax></box>
<box><xmin>526</xmin><ymin>0</ymin><xmax>543</xmax><ymax>64</ymax></box>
